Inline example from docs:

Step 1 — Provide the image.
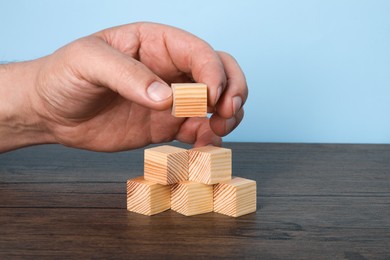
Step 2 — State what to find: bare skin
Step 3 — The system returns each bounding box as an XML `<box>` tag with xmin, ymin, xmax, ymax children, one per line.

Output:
<box><xmin>0</xmin><ymin>22</ymin><xmax>247</xmax><ymax>153</ymax></box>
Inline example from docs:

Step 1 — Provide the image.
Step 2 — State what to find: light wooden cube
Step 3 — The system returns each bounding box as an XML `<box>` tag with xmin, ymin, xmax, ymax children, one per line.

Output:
<box><xmin>213</xmin><ymin>177</ymin><xmax>257</xmax><ymax>217</ymax></box>
<box><xmin>171</xmin><ymin>181</ymin><xmax>213</xmax><ymax>216</ymax></box>
<box><xmin>189</xmin><ymin>146</ymin><xmax>232</xmax><ymax>185</ymax></box>
<box><xmin>126</xmin><ymin>176</ymin><xmax>171</xmax><ymax>216</ymax></box>
<box><xmin>144</xmin><ymin>145</ymin><xmax>188</xmax><ymax>185</ymax></box>
<box><xmin>171</xmin><ymin>83</ymin><xmax>207</xmax><ymax>117</ymax></box>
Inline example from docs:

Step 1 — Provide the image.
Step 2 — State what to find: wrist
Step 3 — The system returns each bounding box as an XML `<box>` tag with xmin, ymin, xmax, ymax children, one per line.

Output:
<box><xmin>0</xmin><ymin>60</ymin><xmax>54</xmax><ymax>152</ymax></box>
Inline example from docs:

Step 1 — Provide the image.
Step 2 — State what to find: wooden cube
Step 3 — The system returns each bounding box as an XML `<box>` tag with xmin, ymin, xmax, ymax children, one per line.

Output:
<box><xmin>171</xmin><ymin>83</ymin><xmax>207</xmax><ymax>117</ymax></box>
<box><xmin>213</xmin><ymin>177</ymin><xmax>257</xmax><ymax>217</ymax></box>
<box><xmin>144</xmin><ymin>145</ymin><xmax>188</xmax><ymax>185</ymax></box>
<box><xmin>171</xmin><ymin>181</ymin><xmax>213</xmax><ymax>216</ymax></box>
<box><xmin>126</xmin><ymin>176</ymin><xmax>171</xmax><ymax>216</ymax></box>
<box><xmin>189</xmin><ymin>146</ymin><xmax>232</xmax><ymax>185</ymax></box>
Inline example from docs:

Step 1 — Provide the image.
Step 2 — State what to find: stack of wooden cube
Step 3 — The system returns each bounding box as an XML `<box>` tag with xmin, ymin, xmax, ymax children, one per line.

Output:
<box><xmin>126</xmin><ymin>145</ymin><xmax>257</xmax><ymax>217</ymax></box>
<box><xmin>127</xmin><ymin>83</ymin><xmax>256</xmax><ymax>217</ymax></box>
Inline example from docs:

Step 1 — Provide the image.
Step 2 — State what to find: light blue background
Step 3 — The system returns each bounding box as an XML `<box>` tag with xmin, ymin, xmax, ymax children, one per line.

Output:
<box><xmin>2</xmin><ymin>0</ymin><xmax>389</xmax><ymax>143</ymax></box>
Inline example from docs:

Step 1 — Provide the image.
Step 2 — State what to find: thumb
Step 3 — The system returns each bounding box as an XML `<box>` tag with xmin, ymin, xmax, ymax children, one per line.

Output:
<box><xmin>72</xmin><ymin>37</ymin><xmax>172</xmax><ymax>110</ymax></box>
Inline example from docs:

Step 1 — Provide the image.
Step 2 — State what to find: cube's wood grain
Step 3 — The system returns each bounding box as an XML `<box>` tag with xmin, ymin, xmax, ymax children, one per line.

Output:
<box><xmin>172</xmin><ymin>83</ymin><xmax>207</xmax><ymax>117</ymax></box>
<box><xmin>126</xmin><ymin>176</ymin><xmax>171</xmax><ymax>216</ymax></box>
<box><xmin>171</xmin><ymin>181</ymin><xmax>213</xmax><ymax>216</ymax></box>
<box><xmin>144</xmin><ymin>145</ymin><xmax>188</xmax><ymax>185</ymax></box>
<box><xmin>189</xmin><ymin>146</ymin><xmax>232</xmax><ymax>184</ymax></box>
<box><xmin>213</xmin><ymin>177</ymin><xmax>257</xmax><ymax>217</ymax></box>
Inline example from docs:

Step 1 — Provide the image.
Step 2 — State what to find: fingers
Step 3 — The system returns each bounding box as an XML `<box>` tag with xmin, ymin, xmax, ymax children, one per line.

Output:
<box><xmin>175</xmin><ymin>118</ymin><xmax>222</xmax><ymax>147</ymax></box>
<box><xmin>91</xmin><ymin>23</ymin><xmax>248</xmax><ymax>124</ymax></box>
<box><xmin>74</xmin><ymin>23</ymin><xmax>248</xmax><ymax>139</ymax></box>
<box><xmin>205</xmin><ymin>51</ymin><xmax>247</xmax><ymax>137</ymax></box>
<box><xmin>97</xmin><ymin>22</ymin><xmax>228</xmax><ymax>107</ymax></box>
<box><xmin>165</xmin><ymin>36</ymin><xmax>248</xmax><ymax>137</ymax></box>
<box><xmin>190</xmin><ymin>52</ymin><xmax>227</xmax><ymax>108</ymax></box>
<box><xmin>68</xmin><ymin>36</ymin><xmax>172</xmax><ymax>111</ymax></box>
<box><xmin>150</xmin><ymin>23</ymin><xmax>227</xmax><ymax>107</ymax></box>
<box><xmin>210</xmin><ymin>108</ymin><xmax>245</xmax><ymax>137</ymax></box>
<box><xmin>214</xmin><ymin>51</ymin><xmax>248</xmax><ymax>119</ymax></box>
<box><xmin>161</xmin><ymin>26</ymin><xmax>247</xmax><ymax>116</ymax></box>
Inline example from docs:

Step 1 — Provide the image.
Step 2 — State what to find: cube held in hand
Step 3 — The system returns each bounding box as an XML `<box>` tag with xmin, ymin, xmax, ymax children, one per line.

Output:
<box><xmin>171</xmin><ymin>83</ymin><xmax>207</xmax><ymax>117</ymax></box>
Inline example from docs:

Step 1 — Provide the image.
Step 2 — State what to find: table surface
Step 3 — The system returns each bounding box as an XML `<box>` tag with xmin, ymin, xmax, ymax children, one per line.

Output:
<box><xmin>0</xmin><ymin>142</ymin><xmax>389</xmax><ymax>259</ymax></box>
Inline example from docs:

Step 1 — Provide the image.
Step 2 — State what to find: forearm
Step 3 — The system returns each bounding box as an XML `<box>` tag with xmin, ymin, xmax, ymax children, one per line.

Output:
<box><xmin>0</xmin><ymin>61</ymin><xmax>53</xmax><ymax>153</ymax></box>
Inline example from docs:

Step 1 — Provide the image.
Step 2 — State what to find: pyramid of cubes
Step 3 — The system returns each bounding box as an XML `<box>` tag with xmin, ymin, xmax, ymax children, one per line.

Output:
<box><xmin>127</xmin><ymin>83</ymin><xmax>256</xmax><ymax>217</ymax></box>
<box><xmin>126</xmin><ymin>145</ymin><xmax>257</xmax><ymax>217</ymax></box>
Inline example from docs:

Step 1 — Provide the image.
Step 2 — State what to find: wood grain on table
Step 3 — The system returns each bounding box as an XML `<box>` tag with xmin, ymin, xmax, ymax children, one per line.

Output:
<box><xmin>0</xmin><ymin>143</ymin><xmax>389</xmax><ymax>259</ymax></box>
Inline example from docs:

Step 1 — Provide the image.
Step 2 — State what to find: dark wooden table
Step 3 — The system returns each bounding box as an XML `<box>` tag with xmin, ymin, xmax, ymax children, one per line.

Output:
<box><xmin>0</xmin><ymin>143</ymin><xmax>389</xmax><ymax>259</ymax></box>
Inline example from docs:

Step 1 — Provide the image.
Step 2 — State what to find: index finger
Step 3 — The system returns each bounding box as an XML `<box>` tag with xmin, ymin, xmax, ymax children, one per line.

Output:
<box><xmin>162</xmin><ymin>25</ymin><xmax>227</xmax><ymax>107</ymax></box>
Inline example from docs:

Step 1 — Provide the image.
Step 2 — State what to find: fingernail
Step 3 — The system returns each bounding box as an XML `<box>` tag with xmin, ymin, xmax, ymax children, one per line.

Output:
<box><xmin>225</xmin><ymin>117</ymin><xmax>237</xmax><ymax>133</ymax></box>
<box><xmin>214</xmin><ymin>86</ymin><xmax>222</xmax><ymax>105</ymax></box>
<box><xmin>147</xmin><ymin>81</ymin><xmax>172</xmax><ymax>102</ymax></box>
<box><xmin>232</xmin><ymin>96</ymin><xmax>242</xmax><ymax>115</ymax></box>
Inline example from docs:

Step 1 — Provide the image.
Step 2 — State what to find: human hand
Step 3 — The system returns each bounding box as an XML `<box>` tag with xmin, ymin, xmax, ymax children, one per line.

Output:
<box><xmin>0</xmin><ymin>22</ymin><xmax>247</xmax><ymax>152</ymax></box>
